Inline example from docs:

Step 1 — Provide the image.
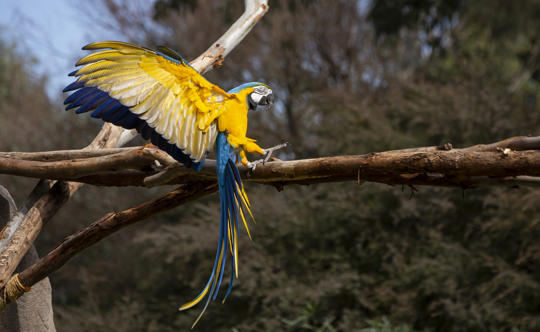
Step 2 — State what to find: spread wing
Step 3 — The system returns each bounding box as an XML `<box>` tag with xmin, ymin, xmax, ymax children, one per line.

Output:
<box><xmin>64</xmin><ymin>41</ymin><xmax>230</xmax><ymax>169</ymax></box>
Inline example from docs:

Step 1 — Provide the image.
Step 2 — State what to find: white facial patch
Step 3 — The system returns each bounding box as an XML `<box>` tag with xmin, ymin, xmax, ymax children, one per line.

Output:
<box><xmin>250</xmin><ymin>92</ymin><xmax>265</xmax><ymax>103</ymax></box>
<box><xmin>253</xmin><ymin>85</ymin><xmax>272</xmax><ymax>97</ymax></box>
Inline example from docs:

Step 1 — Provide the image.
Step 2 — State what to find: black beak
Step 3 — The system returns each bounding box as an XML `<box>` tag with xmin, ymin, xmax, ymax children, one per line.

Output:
<box><xmin>248</xmin><ymin>92</ymin><xmax>274</xmax><ymax>111</ymax></box>
<box><xmin>259</xmin><ymin>93</ymin><xmax>274</xmax><ymax>106</ymax></box>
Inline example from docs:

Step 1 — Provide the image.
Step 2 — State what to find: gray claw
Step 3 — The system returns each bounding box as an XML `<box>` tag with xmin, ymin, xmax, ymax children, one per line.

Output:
<box><xmin>247</xmin><ymin>159</ymin><xmax>264</xmax><ymax>171</ymax></box>
<box><xmin>262</xmin><ymin>142</ymin><xmax>288</xmax><ymax>163</ymax></box>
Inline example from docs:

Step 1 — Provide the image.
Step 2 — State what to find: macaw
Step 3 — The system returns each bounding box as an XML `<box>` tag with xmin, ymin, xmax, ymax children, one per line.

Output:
<box><xmin>63</xmin><ymin>41</ymin><xmax>278</xmax><ymax>326</ymax></box>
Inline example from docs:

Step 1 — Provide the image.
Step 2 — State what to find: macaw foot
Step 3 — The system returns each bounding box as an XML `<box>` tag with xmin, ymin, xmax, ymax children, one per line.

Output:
<box><xmin>247</xmin><ymin>142</ymin><xmax>288</xmax><ymax>171</ymax></box>
<box><xmin>247</xmin><ymin>159</ymin><xmax>264</xmax><ymax>171</ymax></box>
<box><xmin>262</xmin><ymin>142</ymin><xmax>288</xmax><ymax>163</ymax></box>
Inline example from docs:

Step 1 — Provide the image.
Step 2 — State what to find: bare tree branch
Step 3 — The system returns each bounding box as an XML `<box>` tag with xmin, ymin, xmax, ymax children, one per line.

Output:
<box><xmin>1</xmin><ymin>137</ymin><xmax>540</xmax><ymax>190</ymax></box>
<box><xmin>0</xmin><ymin>124</ymin><xmax>125</xmax><ymax>289</ymax></box>
<box><xmin>0</xmin><ymin>186</ymin><xmax>20</xmax><ymax>255</ymax></box>
<box><xmin>0</xmin><ymin>182</ymin><xmax>218</xmax><ymax>308</ymax></box>
<box><xmin>464</xmin><ymin>136</ymin><xmax>540</xmax><ymax>152</ymax></box>
<box><xmin>245</xmin><ymin>150</ymin><xmax>540</xmax><ymax>187</ymax></box>
<box><xmin>0</xmin><ymin>148</ymin><xmax>138</xmax><ymax>162</ymax></box>
<box><xmin>72</xmin><ymin>170</ymin><xmax>540</xmax><ymax>189</ymax></box>
<box><xmin>0</xmin><ymin>146</ymin><xmax>174</xmax><ymax>180</ymax></box>
<box><xmin>0</xmin><ymin>188</ymin><xmax>56</xmax><ymax>331</ymax></box>
<box><xmin>0</xmin><ymin>0</ymin><xmax>270</xmax><ymax>298</ymax></box>
<box><xmin>190</xmin><ymin>0</ymin><xmax>269</xmax><ymax>73</ymax></box>
<box><xmin>1</xmin><ymin>136</ymin><xmax>539</xmax><ymax>305</ymax></box>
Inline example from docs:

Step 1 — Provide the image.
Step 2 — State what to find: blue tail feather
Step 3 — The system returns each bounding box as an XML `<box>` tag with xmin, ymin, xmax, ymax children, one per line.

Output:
<box><xmin>183</xmin><ymin>132</ymin><xmax>253</xmax><ymax>326</ymax></box>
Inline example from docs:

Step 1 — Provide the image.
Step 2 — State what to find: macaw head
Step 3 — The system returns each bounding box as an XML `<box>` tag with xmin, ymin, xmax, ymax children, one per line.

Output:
<box><xmin>228</xmin><ymin>82</ymin><xmax>274</xmax><ymax>111</ymax></box>
<box><xmin>247</xmin><ymin>84</ymin><xmax>274</xmax><ymax>111</ymax></box>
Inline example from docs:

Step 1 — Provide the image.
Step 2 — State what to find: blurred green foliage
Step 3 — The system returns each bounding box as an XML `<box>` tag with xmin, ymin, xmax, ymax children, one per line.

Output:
<box><xmin>2</xmin><ymin>0</ymin><xmax>540</xmax><ymax>331</ymax></box>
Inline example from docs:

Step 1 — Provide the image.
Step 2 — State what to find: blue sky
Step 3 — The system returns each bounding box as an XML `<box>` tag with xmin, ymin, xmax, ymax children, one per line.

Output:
<box><xmin>0</xmin><ymin>0</ymin><xmax>125</xmax><ymax>99</ymax></box>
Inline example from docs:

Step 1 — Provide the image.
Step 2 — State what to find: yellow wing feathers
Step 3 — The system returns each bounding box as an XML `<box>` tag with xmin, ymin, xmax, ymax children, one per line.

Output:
<box><xmin>73</xmin><ymin>41</ymin><xmax>230</xmax><ymax>162</ymax></box>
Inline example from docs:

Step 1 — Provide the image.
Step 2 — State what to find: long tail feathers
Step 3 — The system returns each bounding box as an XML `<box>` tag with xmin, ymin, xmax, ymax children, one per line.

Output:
<box><xmin>179</xmin><ymin>158</ymin><xmax>253</xmax><ymax>328</ymax></box>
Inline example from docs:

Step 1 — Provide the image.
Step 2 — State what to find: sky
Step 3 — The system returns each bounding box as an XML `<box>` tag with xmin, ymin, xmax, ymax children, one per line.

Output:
<box><xmin>0</xmin><ymin>0</ymin><xmax>124</xmax><ymax>99</ymax></box>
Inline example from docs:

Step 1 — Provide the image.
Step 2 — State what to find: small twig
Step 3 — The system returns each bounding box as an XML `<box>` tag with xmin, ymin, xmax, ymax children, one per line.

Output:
<box><xmin>506</xmin><ymin>136</ymin><xmax>540</xmax><ymax>151</ymax></box>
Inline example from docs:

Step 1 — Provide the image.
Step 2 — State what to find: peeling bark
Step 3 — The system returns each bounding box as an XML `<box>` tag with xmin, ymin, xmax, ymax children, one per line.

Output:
<box><xmin>0</xmin><ymin>186</ymin><xmax>55</xmax><ymax>332</ymax></box>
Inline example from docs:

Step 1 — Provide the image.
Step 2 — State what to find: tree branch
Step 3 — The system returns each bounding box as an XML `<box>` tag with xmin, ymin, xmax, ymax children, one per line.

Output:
<box><xmin>0</xmin><ymin>181</ymin><xmax>218</xmax><ymax>308</ymax></box>
<box><xmin>0</xmin><ymin>124</ymin><xmax>125</xmax><ymax>289</ymax></box>
<box><xmin>1</xmin><ymin>137</ymin><xmax>540</xmax><ymax>190</ymax></box>
<box><xmin>0</xmin><ymin>0</ymin><xmax>270</xmax><ymax>296</ymax></box>
<box><xmin>190</xmin><ymin>0</ymin><xmax>269</xmax><ymax>73</ymax></box>
<box><xmin>2</xmin><ymin>136</ymin><xmax>539</xmax><ymax>305</ymax></box>
<box><xmin>0</xmin><ymin>147</ymin><xmax>137</xmax><ymax>161</ymax></box>
<box><xmin>0</xmin><ymin>146</ymin><xmax>174</xmax><ymax>180</ymax></box>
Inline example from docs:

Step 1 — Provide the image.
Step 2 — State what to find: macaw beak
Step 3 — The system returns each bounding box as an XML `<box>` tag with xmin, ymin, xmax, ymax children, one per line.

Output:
<box><xmin>259</xmin><ymin>93</ymin><xmax>274</xmax><ymax>105</ymax></box>
<box><xmin>259</xmin><ymin>93</ymin><xmax>274</xmax><ymax>106</ymax></box>
<box><xmin>248</xmin><ymin>91</ymin><xmax>274</xmax><ymax>111</ymax></box>
<box><xmin>257</xmin><ymin>93</ymin><xmax>273</xmax><ymax>111</ymax></box>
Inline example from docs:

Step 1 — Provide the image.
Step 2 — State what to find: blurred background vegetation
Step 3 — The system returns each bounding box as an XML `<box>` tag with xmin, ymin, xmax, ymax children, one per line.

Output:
<box><xmin>1</xmin><ymin>0</ymin><xmax>540</xmax><ymax>331</ymax></box>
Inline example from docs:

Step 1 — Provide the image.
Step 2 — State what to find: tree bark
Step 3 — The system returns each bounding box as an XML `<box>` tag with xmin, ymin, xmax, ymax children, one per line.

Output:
<box><xmin>0</xmin><ymin>124</ymin><xmax>125</xmax><ymax>290</ymax></box>
<box><xmin>0</xmin><ymin>182</ymin><xmax>218</xmax><ymax>309</ymax></box>
<box><xmin>1</xmin><ymin>137</ymin><xmax>540</xmax><ymax>189</ymax></box>
<box><xmin>0</xmin><ymin>186</ymin><xmax>55</xmax><ymax>332</ymax></box>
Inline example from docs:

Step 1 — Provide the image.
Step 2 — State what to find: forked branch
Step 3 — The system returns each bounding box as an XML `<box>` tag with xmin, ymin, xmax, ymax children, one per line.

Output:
<box><xmin>0</xmin><ymin>182</ymin><xmax>218</xmax><ymax>309</ymax></box>
<box><xmin>0</xmin><ymin>0</ymin><xmax>270</xmax><ymax>295</ymax></box>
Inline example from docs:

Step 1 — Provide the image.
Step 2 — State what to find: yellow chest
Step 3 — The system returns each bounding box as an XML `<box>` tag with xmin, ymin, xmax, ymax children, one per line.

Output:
<box><xmin>217</xmin><ymin>89</ymin><xmax>252</xmax><ymax>137</ymax></box>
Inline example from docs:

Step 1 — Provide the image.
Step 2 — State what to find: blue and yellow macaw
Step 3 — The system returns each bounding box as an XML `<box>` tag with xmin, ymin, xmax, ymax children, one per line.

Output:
<box><xmin>63</xmin><ymin>41</ymin><xmax>276</xmax><ymax>325</ymax></box>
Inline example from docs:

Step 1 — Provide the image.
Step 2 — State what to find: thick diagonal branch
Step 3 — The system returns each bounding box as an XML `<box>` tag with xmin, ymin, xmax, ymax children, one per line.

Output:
<box><xmin>0</xmin><ymin>181</ymin><xmax>218</xmax><ymax>308</ymax></box>
<box><xmin>190</xmin><ymin>0</ymin><xmax>269</xmax><ymax>73</ymax></box>
<box><xmin>0</xmin><ymin>124</ymin><xmax>126</xmax><ymax>289</ymax></box>
<box><xmin>0</xmin><ymin>0</ymin><xmax>270</xmax><ymax>293</ymax></box>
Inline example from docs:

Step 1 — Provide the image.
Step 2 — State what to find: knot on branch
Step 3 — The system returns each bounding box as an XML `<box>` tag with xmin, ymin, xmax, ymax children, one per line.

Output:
<box><xmin>0</xmin><ymin>273</ymin><xmax>31</xmax><ymax>311</ymax></box>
